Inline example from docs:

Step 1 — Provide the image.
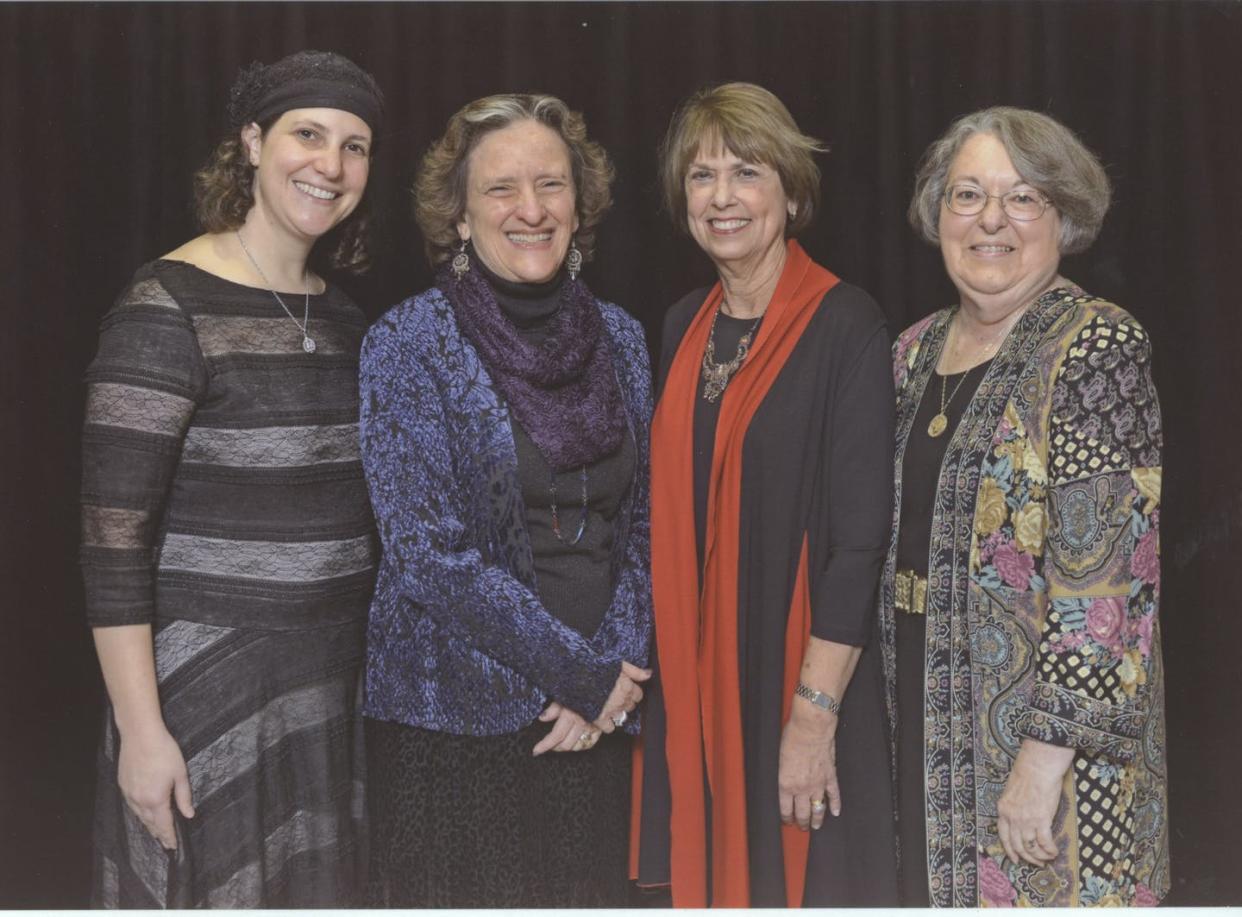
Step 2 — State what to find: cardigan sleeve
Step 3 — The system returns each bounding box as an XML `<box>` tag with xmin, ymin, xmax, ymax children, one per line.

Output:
<box><xmin>79</xmin><ymin>273</ymin><xmax>208</xmax><ymax>627</ymax></box>
<box><xmin>587</xmin><ymin>308</ymin><xmax>654</xmax><ymax>732</ymax></box>
<box><xmin>809</xmin><ymin>298</ymin><xmax>896</xmax><ymax>645</ymax></box>
<box><xmin>1016</xmin><ymin>314</ymin><xmax>1163</xmax><ymax>762</ymax></box>
<box><xmin>359</xmin><ymin>309</ymin><xmax>622</xmax><ymax>721</ymax></box>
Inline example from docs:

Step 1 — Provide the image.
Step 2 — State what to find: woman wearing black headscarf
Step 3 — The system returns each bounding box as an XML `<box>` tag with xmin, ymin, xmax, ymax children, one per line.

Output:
<box><xmin>80</xmin><ymin>50</ymin><xmax>384</xmax><ymax>907</ymax></box>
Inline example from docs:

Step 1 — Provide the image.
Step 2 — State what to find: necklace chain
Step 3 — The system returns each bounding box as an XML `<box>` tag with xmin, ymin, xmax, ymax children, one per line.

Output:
<box><xmin>549</xmin><ymin>466</ymin><xmax>589</xmax><ymax>545</ymax></box>
<box><xmin>701</xmin><ymin>304</ymin><xmax>762</xmax><ymax>402</ymax></box>
<box><xmin>927</xmin><ymin>364</ymin><xmax>981</xmax><ymax>438</ymax></box>
<box><xmin>927</xmin><ymin>315</ymin><xmax>1005</xmax><ymax>438</ymax></box>
<box><xmin>235</xmin><ymin>231</ymin><xmax>316</xmax><ymax>354</ymax></box>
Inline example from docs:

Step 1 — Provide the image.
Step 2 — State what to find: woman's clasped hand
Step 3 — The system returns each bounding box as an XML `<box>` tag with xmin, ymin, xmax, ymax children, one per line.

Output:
<box><xmin>533</xmin><ymin>661</ymin><xmax>651</xmax><ymax>754</ymax></box>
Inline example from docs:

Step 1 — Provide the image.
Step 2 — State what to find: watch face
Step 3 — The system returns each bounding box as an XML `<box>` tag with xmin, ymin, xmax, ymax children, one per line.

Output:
<box><xmin>796</xmin><ymin>682</ymin><xmax>840</xmax><ymax>714</ymax></box>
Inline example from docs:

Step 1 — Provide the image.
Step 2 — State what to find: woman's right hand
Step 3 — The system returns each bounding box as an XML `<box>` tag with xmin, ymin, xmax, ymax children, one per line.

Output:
<box><xmin>117</xmin><ymin>723</ymin><xmax>195</xmax><ymax>850</ymax></box>
<box><xmin>593</xmin><ymin>661</ymin><xmax>651</xmax><ymax>733</ymax></box>
<box><xmin>92</xmin><ymin>626</ymin><xmax>196</xmax><ymax>850</ymax></box>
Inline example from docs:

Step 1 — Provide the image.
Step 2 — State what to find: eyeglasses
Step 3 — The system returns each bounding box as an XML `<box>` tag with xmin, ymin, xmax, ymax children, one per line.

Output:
<box><xmin>943</xmin><ymin>183</ymin><xmax>1052</xmax><ymax>221</ymax></box>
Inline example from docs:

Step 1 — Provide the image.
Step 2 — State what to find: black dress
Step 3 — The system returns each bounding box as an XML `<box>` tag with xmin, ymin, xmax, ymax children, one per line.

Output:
<box><xmin>638</xmin><ymin>283</ymin><xmax>899</xmax><ymax>906</ymax></box>
<box><xmin>893</xmin><ymin>361</ymin><xmax>990</xmax><ymax>908</ymax></box>
<box><xmin>364</xmin><ymin>267</ymin><xmax>637</xmax><ymax>908</ymax></box>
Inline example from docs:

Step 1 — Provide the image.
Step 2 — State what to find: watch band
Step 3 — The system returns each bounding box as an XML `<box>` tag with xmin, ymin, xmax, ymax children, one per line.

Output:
<box><xmin>794</xmin><ymin>681</ymin><xmax>842</xmax><ymax>715</ymax></box>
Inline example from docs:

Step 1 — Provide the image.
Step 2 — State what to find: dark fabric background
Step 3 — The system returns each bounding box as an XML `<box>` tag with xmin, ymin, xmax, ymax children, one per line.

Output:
<box><xmin>3</xmin><ymin>1</ymin><xmax>1239</xmax><ymax>906</ymax></box>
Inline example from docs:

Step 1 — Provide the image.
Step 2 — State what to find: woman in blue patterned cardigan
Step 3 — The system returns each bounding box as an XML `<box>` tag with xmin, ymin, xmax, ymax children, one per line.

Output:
<box><xmin>358</xmin><ymin>94</ymin><xmax>653</xmax><ymax>906</ymax></box>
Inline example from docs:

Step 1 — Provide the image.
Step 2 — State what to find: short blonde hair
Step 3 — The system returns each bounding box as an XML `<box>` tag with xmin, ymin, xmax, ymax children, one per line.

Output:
<box><xmin>659</xmin><ymin>82</ymin><xmax>826</xmax><ymax>237</ymax></box>
<box><xmin>908</xmin><ymin>106</ymin><xmax>1111</xmax><ymax>255</ymax></box>
<box><xmin>414</xmin><ymin>93</ymin><xmax>614</xmax><ymax>267</ymax></box>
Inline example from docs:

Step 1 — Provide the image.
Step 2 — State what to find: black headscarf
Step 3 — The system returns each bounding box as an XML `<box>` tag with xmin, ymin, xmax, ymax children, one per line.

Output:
<box><xmin>226</xmin><ymin>49</ymin><xmax>384</xmax><ymax>135</ymax></box>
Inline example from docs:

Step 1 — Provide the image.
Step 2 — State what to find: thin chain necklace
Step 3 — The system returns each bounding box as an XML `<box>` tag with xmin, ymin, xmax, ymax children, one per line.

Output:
<box><xmin>549</xmin><ymin>467</ymin><xmax>589</xmax><ymax>544</ymax></box>
<box><xmin>926</xmin><ymin>314</ymin><xmax>1008</xmax><ymax>437</ymax></box>
<box><xmin>927</xmin><ymin>363</ymin><xmax>981</xmax><ymax>438</ymax></box>
<box><xmin>235</xmin><ymin>231</ymin><xmax>316</xmax><ymax>353</ymax></box>
<box><xmin>701</xmin><ymin>303</ymin><xmax>762</xmax><ymax>402</ymax></box>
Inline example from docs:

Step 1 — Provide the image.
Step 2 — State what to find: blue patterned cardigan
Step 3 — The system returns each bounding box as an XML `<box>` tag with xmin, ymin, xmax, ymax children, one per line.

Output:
<box><xmin>358</xmin><ymin>285</ymin><xmax>653</xmax><ymax>736</ymax></box>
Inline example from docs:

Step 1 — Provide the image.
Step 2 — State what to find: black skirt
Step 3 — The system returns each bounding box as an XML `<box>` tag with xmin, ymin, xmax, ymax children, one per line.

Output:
<box><xmin>364</xmin><ymin>716</ymin><xmax>632</xmax><ymax>908</ymax></box>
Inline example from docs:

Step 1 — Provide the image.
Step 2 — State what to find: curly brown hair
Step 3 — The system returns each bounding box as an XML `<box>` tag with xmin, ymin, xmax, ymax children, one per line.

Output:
<box><xmin>192</xmin><ymin>119</ymin><xmax>375</xmax><ymax>274</ymax></box>
<box><xmin>414</xmin><ymin>93</ymin><xmax>614</xmax><ymax>267</ymax></box>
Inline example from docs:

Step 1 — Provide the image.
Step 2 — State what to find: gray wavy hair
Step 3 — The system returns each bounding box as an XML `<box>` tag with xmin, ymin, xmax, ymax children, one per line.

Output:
<box><xmin>908</xmin><ymin>106</ymin><xmax>1111</xmax><ymax>254</ymax></box>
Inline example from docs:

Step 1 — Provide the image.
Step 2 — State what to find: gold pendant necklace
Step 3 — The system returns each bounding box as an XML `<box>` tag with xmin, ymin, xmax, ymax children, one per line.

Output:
<box><xmin>927</xmin><ymin>365</ymin><xmax>976</xmax><ymax>438</ymax></box>
<box><xmin>927</xmin><ymin>313</ymin><xmax>1008</xmax><ymax>438</ymax></box>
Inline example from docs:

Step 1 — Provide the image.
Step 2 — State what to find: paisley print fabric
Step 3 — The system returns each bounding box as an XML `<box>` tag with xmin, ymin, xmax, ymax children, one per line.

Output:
<box><xmin>884</xmin><ymin>288</ymin><xmax>1169</xmax><ymax>906</ymax></box>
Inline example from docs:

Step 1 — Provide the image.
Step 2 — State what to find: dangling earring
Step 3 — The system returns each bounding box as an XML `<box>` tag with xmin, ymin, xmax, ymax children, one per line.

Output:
<box><xmin>566</xmin><ymin>241</ymin><xmax>583</xmax><ymax>281</ymax></box>
<box><xmin>451</xmin><ymin>239</ymin><xmax>470</xmax><ymax>278</ymax></box>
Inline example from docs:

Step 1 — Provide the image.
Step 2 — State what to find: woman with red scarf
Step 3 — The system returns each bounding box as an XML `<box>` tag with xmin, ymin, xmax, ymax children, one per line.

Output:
<box><xmin>632</xmin><ymin>82</ymin><xmax>898</xmax><ymax>907</ymax></box>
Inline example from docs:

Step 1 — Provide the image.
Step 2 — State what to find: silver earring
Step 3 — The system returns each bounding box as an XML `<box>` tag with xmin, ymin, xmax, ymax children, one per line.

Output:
<box><xmin>566</xmin><ymin>242</ymin><xmax>583</xmax><ymax>281</ymax></box>
<box><xmin>451</xmin><ymin>240</ymin><xmax>470</xmax><ymax>278</ymax></box>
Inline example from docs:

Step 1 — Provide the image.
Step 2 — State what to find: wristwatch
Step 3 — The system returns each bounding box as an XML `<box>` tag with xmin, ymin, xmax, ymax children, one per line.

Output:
<box><xmin>794</xmin><ymin>681</ymin><xmax>841</xmax><ymax>715</ymax></box>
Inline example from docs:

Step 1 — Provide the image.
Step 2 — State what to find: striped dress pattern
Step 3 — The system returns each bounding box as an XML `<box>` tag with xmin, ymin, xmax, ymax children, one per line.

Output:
<box><xmin>80</xmin><ymin>259</ymin><xmax>377</xmax><ymax>907</ymax></box>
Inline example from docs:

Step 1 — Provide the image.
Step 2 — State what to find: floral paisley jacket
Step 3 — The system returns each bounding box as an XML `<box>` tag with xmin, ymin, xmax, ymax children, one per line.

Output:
<box><xmin>358</xmin><ymin>286</ymin><xmax>653</xmax><ymax>736</ymax></box>
<box><xmin>883</xmin><ymin>288</ymin><xmax>1169</xmax><ymax>906</ymax></box>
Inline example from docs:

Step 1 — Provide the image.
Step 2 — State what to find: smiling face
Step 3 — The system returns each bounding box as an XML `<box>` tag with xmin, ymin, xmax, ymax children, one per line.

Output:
<box><xmin>938</xmin><ymin>132</ymin><xmax>1062</xmax><ymax>313</ymax></box>
<box><xmin>684</xmin><ymin>144</ymin><xmax>791</xmax><ymax>274</ymax></box>
<box><xmin>455</xmin><ymin>119</ymin><xmax>579</xmax><ymax>284</ymax></box>
<box><xmin>244</xmin><ymin>107</ymin><xmax>372</xmax><ymax>243</ymax></box>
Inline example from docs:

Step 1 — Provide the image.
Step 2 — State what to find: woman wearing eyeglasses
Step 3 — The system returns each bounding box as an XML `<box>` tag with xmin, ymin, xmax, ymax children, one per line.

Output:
<box><xmin>886</xmin><ymin>107</ymin><xmax>1168</xmax><ymax>906</ymax></box>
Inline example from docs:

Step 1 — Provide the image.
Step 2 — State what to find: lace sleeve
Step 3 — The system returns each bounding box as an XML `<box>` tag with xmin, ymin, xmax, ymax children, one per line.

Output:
<box><xmin>80</xmin><ymin>274</ymin><xmax>208</xmax><ymax>627</ymax></box>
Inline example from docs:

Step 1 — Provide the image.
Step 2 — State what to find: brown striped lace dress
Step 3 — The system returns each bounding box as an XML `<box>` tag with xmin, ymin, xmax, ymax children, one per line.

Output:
<box><xmin>80</xmin><ymin>259</ymin><xmax>377</xmax><ymax>907</ymax></box>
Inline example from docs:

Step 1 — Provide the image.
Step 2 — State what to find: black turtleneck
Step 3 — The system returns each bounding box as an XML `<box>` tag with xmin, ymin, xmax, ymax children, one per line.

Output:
<box><xmin>476</xmin><ymin>258</ymin><xmax>566</xmax><ymax>331</ymax></box>
<box><xmin>474</xmin><ymin>257</ymin><xmax>636</xmax><ymax>641</ymax></box>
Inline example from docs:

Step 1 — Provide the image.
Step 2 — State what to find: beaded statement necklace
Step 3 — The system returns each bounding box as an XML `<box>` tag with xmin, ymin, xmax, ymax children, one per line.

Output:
<box><xmin>701</xmin><ymin>304</ymin><xmax>763</xmax><ymax>402</ymax></box>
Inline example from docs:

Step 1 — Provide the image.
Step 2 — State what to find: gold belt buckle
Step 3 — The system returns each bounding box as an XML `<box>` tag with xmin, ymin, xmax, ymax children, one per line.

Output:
<box><xmin>895</xmin><ymin>570</ymin><xmax>927</xmax><ymax>615</ymax></box>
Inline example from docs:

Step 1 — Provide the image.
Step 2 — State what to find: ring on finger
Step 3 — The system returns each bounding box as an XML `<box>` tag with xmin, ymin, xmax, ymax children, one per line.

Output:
<box><xmin>810</xmin><ymin>798</ymin><xmax>827</xmax><ymax>813</ymax></box>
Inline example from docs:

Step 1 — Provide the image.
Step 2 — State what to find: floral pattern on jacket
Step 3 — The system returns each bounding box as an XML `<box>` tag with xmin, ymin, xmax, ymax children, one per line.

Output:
<box><xmin>359</xmin><ymin>285</ymin><xmax>653</xmax><ymax>736</ymax></box>
<box><xmin>883</xmin><ymin>289</ymin><xmax>1168</xmax><ymax>906</ymax></box>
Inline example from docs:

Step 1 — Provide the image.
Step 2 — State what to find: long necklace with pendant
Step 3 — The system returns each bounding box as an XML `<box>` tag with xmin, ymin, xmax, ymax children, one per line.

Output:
<box><xmin>236</xmin><ymin>230</ymin><xmax>317</xmax><ymax>353</ymax></box>
<box><xmin>549</xmin><ymin>466</ymin><xmax>589</xmax><ymax>545</ymax></box>
<box><xmin>927</xmin><ymin>313</ymin><xmax>1009</xmax><ymax>437</ymax></box>
<box><xmin>927</xmin><ymin>365</ymin><xmax>978</xmax><ymax>437</ymax></box>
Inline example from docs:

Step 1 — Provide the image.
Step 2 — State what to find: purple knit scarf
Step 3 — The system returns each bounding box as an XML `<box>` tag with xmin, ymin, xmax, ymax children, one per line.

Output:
<box><xmin>439</xmin><ymin>259</ymin><xmax>626</xmax><ymax>472</ymax></box>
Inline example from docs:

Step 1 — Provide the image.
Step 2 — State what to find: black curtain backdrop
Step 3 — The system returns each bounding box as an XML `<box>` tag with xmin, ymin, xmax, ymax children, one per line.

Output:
<box><xmin>3</xmin><ymin>1</ymin><xmax>1239</xmax><ymax>907</ymax></box>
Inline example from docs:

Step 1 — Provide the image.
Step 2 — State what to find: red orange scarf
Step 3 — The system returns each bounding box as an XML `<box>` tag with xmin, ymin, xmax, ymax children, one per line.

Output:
<box><xmin>632</xmin><ymin>240</ymin><xmax>839</xmax><ymax>906</ymax></box>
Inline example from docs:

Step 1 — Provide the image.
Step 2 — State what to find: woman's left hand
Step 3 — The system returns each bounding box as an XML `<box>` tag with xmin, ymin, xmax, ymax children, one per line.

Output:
<box><xmin>778</xmin><ymin>707</ymin><xmax>839</xmax><ymax>831</ymax></box>
<box><xmin>997</xmin><ymin>739</ymin><xmax>1076</xmax><ymax>866</ymax></box>
<box><xmin>533</xmin><ymin>702</ymin><xmax>600</xmax><ymax>756</ymax></box>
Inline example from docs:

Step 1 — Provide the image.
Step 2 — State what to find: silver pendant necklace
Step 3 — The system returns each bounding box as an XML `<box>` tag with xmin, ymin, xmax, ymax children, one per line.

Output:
<box><xmin>235</xmin><ymin>231</ymin><xmax>316</xmax><ymax>353</ymax></box>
